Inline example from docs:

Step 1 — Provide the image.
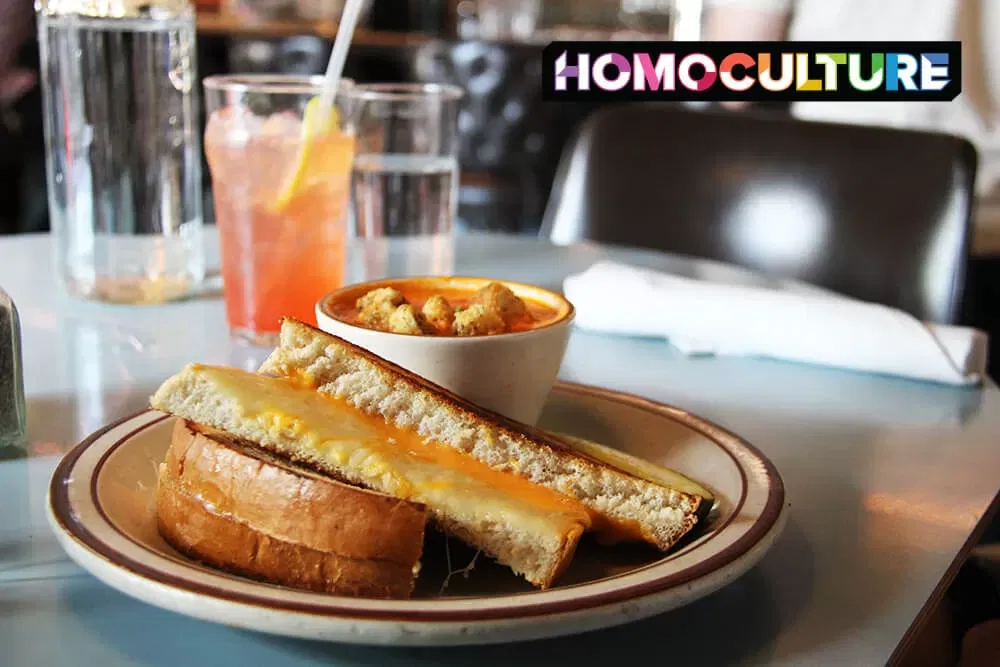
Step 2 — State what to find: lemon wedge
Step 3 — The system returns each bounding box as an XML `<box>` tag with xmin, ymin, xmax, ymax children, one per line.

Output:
<box><xmin>272</xmin><ymin>97</ymin><xmax>341</xmax><ymax>212</ymax></box>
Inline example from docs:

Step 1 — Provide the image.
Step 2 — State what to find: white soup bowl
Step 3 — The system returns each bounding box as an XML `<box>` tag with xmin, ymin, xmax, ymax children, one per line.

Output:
<box><xmin>315</xmin><ymin>276</ymin><xmax>575</xmax><ymax>425</ymax></box>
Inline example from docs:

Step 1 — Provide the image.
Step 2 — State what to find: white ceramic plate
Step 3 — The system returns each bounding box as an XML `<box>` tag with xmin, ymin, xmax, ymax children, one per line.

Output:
<box><xmin>47</xmin><ymin>382</ymin><xmax>787</xmax><ymax>646</ymax></box>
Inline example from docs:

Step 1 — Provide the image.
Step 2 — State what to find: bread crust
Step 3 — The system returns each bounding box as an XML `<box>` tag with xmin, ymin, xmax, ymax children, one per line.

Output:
<box><xmin>156</xmin><ymin>421</ymin><xmax>426</xmax><ymax>598</ymax></box>
<box><xmin>262</xmin><ymin>318</ymin><xmax>705</xmax><ymax>552</ymax></box>
<box><xmin>151</xmin><ymin>374</ymin><xmax>586</xmax><ymax>589</ymax></box>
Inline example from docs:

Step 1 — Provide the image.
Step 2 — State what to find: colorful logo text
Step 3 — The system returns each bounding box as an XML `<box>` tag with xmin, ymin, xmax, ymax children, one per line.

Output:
<box><xmin>543</xmin><ymin>42</ymin><xmax>961</xmax><ymax>102</ymax></box>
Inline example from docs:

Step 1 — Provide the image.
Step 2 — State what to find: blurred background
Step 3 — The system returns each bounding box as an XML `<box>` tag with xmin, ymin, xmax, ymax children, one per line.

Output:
<box><xmin>1</xmin><ymin>0</ymin><xmax>704</xmax><ymax>238</ymax></box>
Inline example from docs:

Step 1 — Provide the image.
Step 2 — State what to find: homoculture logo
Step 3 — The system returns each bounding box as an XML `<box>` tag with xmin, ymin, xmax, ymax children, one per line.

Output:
<box><xmin>542</xmin><ymin>41</ymin><xmax>961</xmax><ymax>102</ymax></box>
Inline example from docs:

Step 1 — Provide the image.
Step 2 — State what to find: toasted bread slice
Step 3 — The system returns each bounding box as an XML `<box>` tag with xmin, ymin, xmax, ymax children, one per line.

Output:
<box><xmin>156</xmin><ymin>420</ymin><xmax>426</xmax><ymax>598</ymax></box>
<box><xmin>151</xmin><ymin>369</ymin><xmax>588</xmax><ymax>588</ymax></box>
<box><xmin>260</xmin><ymin>318</ymin><xmax>707</xmax><ymax>551</ymax></box>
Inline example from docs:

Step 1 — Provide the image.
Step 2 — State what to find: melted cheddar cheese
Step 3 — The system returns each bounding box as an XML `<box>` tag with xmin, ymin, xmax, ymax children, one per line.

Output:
<box><xmin>193</xmin><ymin>366</ymin><xmax>592</xmax><ymax>536</ymax></box>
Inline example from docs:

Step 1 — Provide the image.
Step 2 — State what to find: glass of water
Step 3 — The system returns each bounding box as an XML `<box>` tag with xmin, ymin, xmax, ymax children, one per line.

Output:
<box><xmin>348</xmin><ymin>83</ymin><xmax>463</xmax><ymax>281</ymax></box>
<box><xmin>36</xmin><ymin>0</ymin><xmax>205</xmax><ymax>304</ymax></box>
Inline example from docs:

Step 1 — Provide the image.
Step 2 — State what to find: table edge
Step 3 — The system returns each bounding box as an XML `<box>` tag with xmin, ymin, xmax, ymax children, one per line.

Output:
<box><xmin>887</xmin><ymin>487</ymin><xmax>1000</xmax><ymax>665</ymax></box>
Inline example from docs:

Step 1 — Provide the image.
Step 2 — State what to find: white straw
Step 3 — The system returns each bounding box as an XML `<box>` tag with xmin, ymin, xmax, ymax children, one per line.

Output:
<box><xmin>316</xmin><ymin>0</ymin><xmax>366</xmax><ymax>123</ymax></box>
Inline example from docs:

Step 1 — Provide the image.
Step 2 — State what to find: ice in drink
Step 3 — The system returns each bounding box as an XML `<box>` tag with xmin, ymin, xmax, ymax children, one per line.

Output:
<box><xmin>205</xmin><ymin>107</ymin><xmax>355</xmax><ymax>343</ymax></box>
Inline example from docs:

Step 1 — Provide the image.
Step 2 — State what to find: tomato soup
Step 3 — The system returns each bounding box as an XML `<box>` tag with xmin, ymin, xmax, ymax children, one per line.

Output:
<box><xmin>327</xmin><ymin>278</ymin><xmax>566</xmax><ymax>337</ymax></box>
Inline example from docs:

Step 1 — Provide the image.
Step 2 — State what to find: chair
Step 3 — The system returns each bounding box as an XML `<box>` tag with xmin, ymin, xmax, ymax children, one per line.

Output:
<box><xmin>540</xmin><ymin>105</ymin><xmax>978</xmax><ymax>324</ymax></box>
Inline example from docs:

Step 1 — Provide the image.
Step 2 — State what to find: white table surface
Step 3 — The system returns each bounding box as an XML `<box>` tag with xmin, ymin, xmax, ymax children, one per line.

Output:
<box><xmin>2</xmin><ymin>230</ymin><xmax>999</xmax><ymax>667</ymax></box>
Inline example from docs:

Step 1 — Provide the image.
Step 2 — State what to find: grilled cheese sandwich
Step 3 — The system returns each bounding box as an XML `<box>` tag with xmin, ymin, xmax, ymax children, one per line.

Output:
<box><xmin>259</xmin><ymin>318</ymin><xmax>709</xmax><ymax>552</ymax></box>
<box><xmin>156</xmin><ymin>420</ymin><xmax>428</xmax><ymax>598</ymax></box>
<box><xmin>150</xmin><ymin>317</ymin><xmax>712</xmax><ymax>591</ymax></box>
<box><xmin>151</xmin><ymin>364</ymin><xmax>588</xmax><ymax>587</ymax></box>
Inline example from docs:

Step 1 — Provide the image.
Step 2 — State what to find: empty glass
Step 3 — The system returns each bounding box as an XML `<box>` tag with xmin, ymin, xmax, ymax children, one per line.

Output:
<box><xmin>348</xmin><ymin>83</ymin><xmax>463</xmax><ymax>280</ymax></box>
<box><xmin>37</xmin><ymin>0</ymin><xmax>205</xmax><ymax>304</ymax></box>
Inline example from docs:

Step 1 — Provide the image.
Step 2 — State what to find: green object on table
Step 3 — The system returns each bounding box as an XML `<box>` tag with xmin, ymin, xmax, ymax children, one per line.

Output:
<box><xmin>0</xmin><ymin>286</ymin><xmax>25</xmax><ymax>450</ymax></box>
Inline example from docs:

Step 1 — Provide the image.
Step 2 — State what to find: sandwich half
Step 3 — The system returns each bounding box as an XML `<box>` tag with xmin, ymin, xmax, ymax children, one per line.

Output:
<box><xmin>151</xmin><ymin>367</ymin><xmax>589</xmax><ymax>588</ymax></box>
<box><xmin>157</xmin><ymin>419</ymin><xmax>427</xmax><ymax>598</ymax></box>
<box><xmin>258</xmin><ymin>318</ymin><xmax>708</xmax><ymax>551</ymax></box>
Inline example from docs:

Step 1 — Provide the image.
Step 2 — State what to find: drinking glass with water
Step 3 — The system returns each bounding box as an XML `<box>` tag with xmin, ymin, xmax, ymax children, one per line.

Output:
<box><xmin>348</xmin><ymin>83</ymin><xmax>463</xmax><ymax>281</ymax></box>
<box><xmin>36</xmin><ymin>0</ymin><xmax>205</xmax><ymax>304</ymax></box>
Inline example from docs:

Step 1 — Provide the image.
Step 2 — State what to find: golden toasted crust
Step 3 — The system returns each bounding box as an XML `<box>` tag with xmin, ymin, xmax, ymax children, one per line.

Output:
<box><xmin>262</xmin><ymin>318</ymin><xmax>705</xmax><ymax>552</ymax></box>
<box><xmin>155</xmin><ymin>421</ymin><xmax>426</xmax><ymax>598</ymax></box>
<box><xmin>150</xmin><ymin>377</ymin><xmax>584</xmax><ymax>589</ymax></box>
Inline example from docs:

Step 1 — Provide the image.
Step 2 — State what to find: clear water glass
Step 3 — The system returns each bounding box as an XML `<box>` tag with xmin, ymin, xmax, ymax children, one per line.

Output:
<box><xmin>37</xmin><ymin>0</ymin><xmax>205</xmax><ymax>304</ymax></box>
<box><xmin>348</xmin><ymin>83</ymin><xmax>463</xmax><ymax>281</ymax></box>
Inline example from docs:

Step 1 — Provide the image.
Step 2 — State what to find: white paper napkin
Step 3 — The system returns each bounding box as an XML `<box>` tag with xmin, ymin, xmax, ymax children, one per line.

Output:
<box><xmin>563</xmin><ymin>261</ymin><xmax>989</xmax><ymax>386</ymax></box>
